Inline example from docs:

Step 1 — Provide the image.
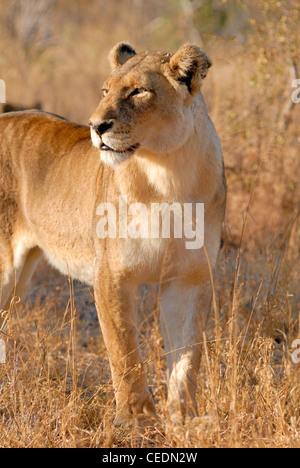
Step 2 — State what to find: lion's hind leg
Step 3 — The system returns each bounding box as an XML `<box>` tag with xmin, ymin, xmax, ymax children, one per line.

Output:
<box><xmin>0</xmin><ymin>238</ymin><xmax>42</xmax><ymax>312</ymax></box>
<box><xmin>0</xmin><ymin>238</ymin><xmax>15</xmax><ymax>312</ymax></box>
<box><xmin>11</xmin><ymin>247</ymin><xmax>43</xmax><ymax>307</ymax></box>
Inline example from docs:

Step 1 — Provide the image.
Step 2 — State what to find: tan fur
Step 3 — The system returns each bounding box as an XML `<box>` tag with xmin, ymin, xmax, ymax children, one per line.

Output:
<box><xmin>0</xmin><ymin>43</ymin><xmax>226</xmax><ymax>427</ymax></box>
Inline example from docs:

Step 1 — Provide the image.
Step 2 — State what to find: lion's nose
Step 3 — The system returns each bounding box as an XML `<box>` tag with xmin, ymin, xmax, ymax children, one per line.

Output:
<box><xmin>92</xmin><ymin>120</ymin><xmax>113</xmax><ymax>136</ymax></box>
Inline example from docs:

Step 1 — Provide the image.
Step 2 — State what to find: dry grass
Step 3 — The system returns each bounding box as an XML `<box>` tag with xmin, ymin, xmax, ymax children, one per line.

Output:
<box><xmin>0</xmin><ymin>0</ymin><xmax>299</xmax><ymax>448</ymax></box>
<box><xmin>0</xmin><ymin>220</ymin><xmax>299</xmax><ymax>448</ymax></box>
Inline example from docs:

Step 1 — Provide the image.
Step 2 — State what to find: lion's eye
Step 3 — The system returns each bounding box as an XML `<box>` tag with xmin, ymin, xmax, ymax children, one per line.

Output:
<box><xmin>102</xmin><ymin>89</ymin><xmax>109</xmax><ymax>97</ymax></box>
<box><xmin>128</xmin><ymin>88</ymin><xmax>149</xmax><ymax>98</ymax></box>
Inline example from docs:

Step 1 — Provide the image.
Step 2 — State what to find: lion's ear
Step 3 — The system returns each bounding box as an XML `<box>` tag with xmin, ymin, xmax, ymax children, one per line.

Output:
<box><xmin>168</xmin><ymin>43</ymin><xmax>211</xmax><ymax>95</ymax></box>
<box><xmin>109</xmin><ymin>42</ymin><xmax>137</xmax><ymax>70</ymax></box>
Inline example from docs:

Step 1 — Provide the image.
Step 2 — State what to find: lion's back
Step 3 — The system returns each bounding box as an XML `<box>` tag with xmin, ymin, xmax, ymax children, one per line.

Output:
<box><xmin>0</xmin><ymin>110</ymin><xmax>92</xmax><ymax>240</ymax></box>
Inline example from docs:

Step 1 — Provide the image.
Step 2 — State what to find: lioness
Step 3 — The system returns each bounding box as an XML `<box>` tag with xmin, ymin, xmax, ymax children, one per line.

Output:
<box><xmin>0</xmin><ymin>43</ymin><xmax>226</xmax><ymax>427</ymax></box>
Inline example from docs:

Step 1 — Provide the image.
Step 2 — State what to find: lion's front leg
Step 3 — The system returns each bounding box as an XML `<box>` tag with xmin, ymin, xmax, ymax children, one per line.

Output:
<box><xmin>94</xmin><ymin>272</ymin><xmax>156</xmax><ymax>428</ymax></box>
<box><xmin>160</xmin><ymin>278</ymin><xmax>212</xmax><ymax>425</ymax></box>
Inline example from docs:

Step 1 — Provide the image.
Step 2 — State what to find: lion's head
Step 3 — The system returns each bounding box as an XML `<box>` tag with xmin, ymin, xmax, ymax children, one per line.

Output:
<box><xmin>90</xmin><ymin>42</ymin><xmax>211</xmax><ymax>168</ymax></box>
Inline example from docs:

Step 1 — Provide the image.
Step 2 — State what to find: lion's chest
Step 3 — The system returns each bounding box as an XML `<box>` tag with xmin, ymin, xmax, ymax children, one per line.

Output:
<box><xmin>119</xmin><ymin>237</ymin><xmax>167</xmax><ymax>282</ymax></box>
<box><xmin>116</xmin><ymin>236</ymin><xmax>204</xmax><ymax>284</ymax></box>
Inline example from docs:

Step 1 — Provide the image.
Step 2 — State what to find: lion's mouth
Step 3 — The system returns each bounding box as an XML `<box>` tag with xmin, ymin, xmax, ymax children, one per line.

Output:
<box><xmin>100</xmin><ymin>142</ymin><xmax>140</xmax><ymax>153</ymax></box>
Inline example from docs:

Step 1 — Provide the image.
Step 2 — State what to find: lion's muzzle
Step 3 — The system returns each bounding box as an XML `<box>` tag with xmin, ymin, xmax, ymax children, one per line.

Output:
<box><xmin>91</xmin><ymin>120</ymin><xmax>113</xmax><ymax>137</ymax></box>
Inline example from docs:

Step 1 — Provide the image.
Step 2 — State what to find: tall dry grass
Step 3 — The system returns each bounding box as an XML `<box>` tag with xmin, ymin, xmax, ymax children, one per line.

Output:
<box><xmin>0</xmin><ymin>217</ymin><xmax>298</xmax><ymax>448</ymax></box>
<box><xmin>0</xmin><ymin>0</ymin><xmax>299</xmax><ymax>448</ymax></box>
